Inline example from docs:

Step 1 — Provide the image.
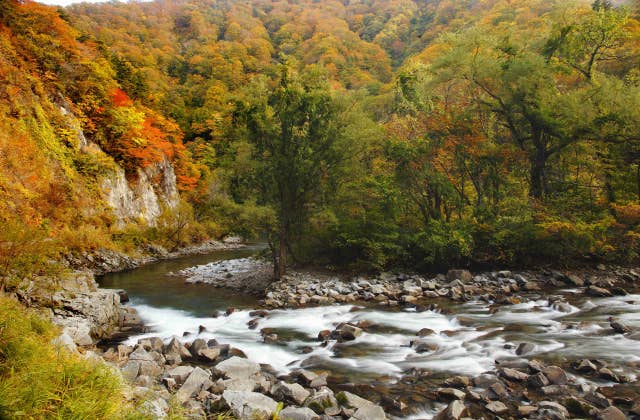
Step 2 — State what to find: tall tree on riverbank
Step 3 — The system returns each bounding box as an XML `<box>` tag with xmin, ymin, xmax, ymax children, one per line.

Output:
<box><xmin>238</xmin><ymin>67</ymin><xmax>350</xmax><ymax>279</ymax></box>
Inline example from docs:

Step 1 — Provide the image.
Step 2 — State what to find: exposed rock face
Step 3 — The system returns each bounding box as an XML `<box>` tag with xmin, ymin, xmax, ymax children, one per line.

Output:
<box><xmin>43</xmin><ymin>272</ymin><xmax>144</xmax><ymax>346</ymax></box>
<box><xmin>101</xmin><ymin>157</ymin><xmax>179</xmax><ymax>227</ymax></box>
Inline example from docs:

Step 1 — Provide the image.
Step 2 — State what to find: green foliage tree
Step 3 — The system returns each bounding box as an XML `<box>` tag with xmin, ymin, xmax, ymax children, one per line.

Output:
<box><xmin>237</xmin><ymin>68</ymin><xmax>351</xmax><ymax>278</ymax></box>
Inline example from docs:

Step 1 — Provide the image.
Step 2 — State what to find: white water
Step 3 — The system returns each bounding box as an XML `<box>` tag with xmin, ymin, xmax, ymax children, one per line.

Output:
<box><xmin>126</xmin><ymin>294</ymin><xmax>640</xmax><ymax>382</ymax></box>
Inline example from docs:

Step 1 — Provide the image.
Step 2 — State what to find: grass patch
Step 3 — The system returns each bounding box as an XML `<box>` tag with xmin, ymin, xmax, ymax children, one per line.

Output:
<box><xmin>0</xmin><ymin>295</ymin><xmax>132</xmax><ymax>419</ymax></box>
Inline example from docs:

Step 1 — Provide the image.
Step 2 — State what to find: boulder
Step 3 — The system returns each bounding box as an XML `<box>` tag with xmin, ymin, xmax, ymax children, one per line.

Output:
<box><xmin>516</xmin><ymin>342</ymin><xmax>535</xmax><ymax>355</ymax></box>
<box><xmin>435</xmin><ymin>400</ymin><xmax>466</xmax><ymax>420</ymax></box>
<box><xmin>597</xmin><ymin>406</ymin><xmax>626</xmax><ymax>420</ymax></box>
<box><xmin>446</xmin><ymin>269</ymin><xmax>473</xmax><ymax>283</ymax></box>
<box><xmin>538</xmin><ymin>401</ymin><xmax>569</xmax><ymax>418</ymax></box>
<box><xmin>279</xmin><ymin>406</ymin><xmax>321</xmax><ymax>420</ymax></box>
<box><xmin>271</xmin><ymin>381</ymin><xmax>311</xmax><ymax>405</ymax></box>
<box><xmin>306</xmin><ymin>387</ymin><xmax>338</xmax><ymax>414</ymax></box>
<box><xmin>335</xmin><ymin>324</ymin><xmax>363</xmax><ymax>341</ymax></box>
<box><xmin>166</xmin><ymin>365</ymin><xmax>195</xmax><ymax>385</ymax></box>
<box><xmin>443</xmin><ymin>376</ymin><xmax>471</xmax><ymax>388</ymax></box>
<box><xmin>528</xmin><ymin>372</ymin><xmax>550</xmax><ymax>388</ymax></box>
<box><xmin>175</xmin><ymin>367</ymin><xmax>211</xmax><ymax>403</ymax></box>
<box><xmin>518</xmin><ymin>405</ymin><xmax>538</xmax><ymax>416</ymax></box>
<box><xmin>588</xmin><ymin>286</ymin><xmax>612</xmax><ymax>297</ymax></box>
<box><xmin>214</xmin><ymin>356</ymin><xmax>261</xmax><ymax>379</ymax></box>
<box><xmin>350</xmin><ymin>403</ymin><xmax>386</xmax><ymax>420</ymax></box>
<box><xmin>437</xmin><ymin>388</ymin><xmax>466</xmax><ymax>401</ymax></box>
<box><xmin>221</xmin><ymin>390</ymin><xmax>279</xmax><ymax>420</ymax></box>
<box><xmin>486</xmin><ymin>401</ymin><xmax>508</xmax><ymax>414</ymax></box>
<box><xmin>543</xmin><ymin>366</ymin><xmax>568</xmax><ymax>385</ymax></box>
<box><xmin>198</xmin><ymin>347</ymin><xmax>221</xmax><ymax>362</ymax></box>
<box><xmin>500</xmin><ymin>367</ymin><xmax>529</xmax><ymax>382</ymax></box>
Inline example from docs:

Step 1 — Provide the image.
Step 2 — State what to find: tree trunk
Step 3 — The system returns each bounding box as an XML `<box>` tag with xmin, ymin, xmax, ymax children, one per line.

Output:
<box><xmin>276</xmin><ymin>225</ymin><xmax>287</xmax><ymax>279</ymax></box>
<box><xmin>529</xmin><ymin>148</ymin><xmax>546</xmax><ymax>199</ymax></box>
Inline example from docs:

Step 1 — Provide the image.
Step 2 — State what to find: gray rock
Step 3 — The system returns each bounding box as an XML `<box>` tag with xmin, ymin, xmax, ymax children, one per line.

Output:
<box><xmin>271</xmin><ymin>381</ymin><xmax>311</xmax><ymax>405</ymax></box>
<box><xmin>51</xmin><ymin>333</ymin><xmax>79</xmax><ymax>354</ymax></box>
<box><xmin>221</xmin><ymin>390</ymin><xmax>279</xmax><ymax>419</ymax></box>
<box><xmin>446</xmin><ymin>269</ymin><xmax>473</xmax><ymax>283</ymax></box>
<box><xmin>435</xmin><ymin>400</ymin><xmax>466</xmax><ymax>420</ymax></box>
<box><xmin>336</xmin><ymin>324</ymin><xmax>363</xmax><ymax>341</ymax></box>
<box><xmin>175</xmin><ymin>367</ymin><xmax>211</xmax><ymax>403</ymax></box>
<box><xmin>280</xmin><ymin>406</ymin><xmax>321</xmax><ymax>420</ymax></box>
<box><xmin>597</xmin><ymin>406</ymin><xmax>626</xmax><ymax>420</ymax></box>
<box><xmin>542</xmin><ymin>366</ymin><xmax>568</xmax><ymax>385</ymax></box>
<box><xmin>141</xmin><ymin>397</ymin><xmax>169</xmax><ymax>419</ymax></box>
<box><xmin>218</xmin><ymin>378</ymin><xmax>258</xmax><ymax>392</ymax></box>
<box><xmin>129</xmin><ymin>347</ymin><xmax>155</xmax><ymax>362</ymax></box>
<box><xmin>576</xmin><ymin>359</ymin><xmax>598</xmax><ymax>374</ymax></box>
<box><xmin>588</xmin><ymin>286</ymin><xmax>612</xmax><ymax>297</ymax></box>
<box><xmin>486</xmin><ymin>401</ymin><xmax>508</xmax><ymax>414</ymax></box>
<box><xmin>121</xmin><ymin>360</ymin><xmax>140</xmax><ymax>382</ymax></box>
<box><xmin>337</xmin><ymin>391</ymin><xmax>373</xmax><ymax>409</ymax></box>
<box><xmin>350</xmin><ymin>403</ymin><xmax>386</xmax><ymax>420</ymax></box>
<box><xmin>500</xmin><ymin>367</ymin><xmax>529</xmax><ymax>382</ymax></box>
<box><xmin>516</xmin><ymin>342</ymin><xmax>535</xmax><ymax>355</ymax></box>
<box><xmin>538</xmin><ymin>401</ymin><xmax>569</xmax><ymax>418</ymax></box>
<box><xmin>528</xmin><ymin>372</ymin><xmax>550</xmax><ymax>388</ymax></box>
<box><xmin>198</xmin><ymin>347</ymin><xmax>221</xmax><ymax>362</ymax></box>
<box><xmin>166</xmin><ymin>365</ymin><xmax>195</xmax><ymax>385</ymax></box>
<box><xmin>437</xmin><ymin>388</ymin><xmax>466</xmax><ymax>401</ymax></box>
<box><xmin>214</xmin><ymin>356</ymin><xmax>261</xmax><ymax>379</ymax></box>
<box><xmin>306</xmin><ymin>387</ymin><xmax>338</xmax><ymax>414</ymax></box>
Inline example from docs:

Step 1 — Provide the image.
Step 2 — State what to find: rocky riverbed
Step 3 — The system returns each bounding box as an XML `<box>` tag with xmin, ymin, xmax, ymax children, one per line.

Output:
<box><xmin>79</xmin><ymin>256</ymin><xmax>640</xmax><ymax>419</ymax></box>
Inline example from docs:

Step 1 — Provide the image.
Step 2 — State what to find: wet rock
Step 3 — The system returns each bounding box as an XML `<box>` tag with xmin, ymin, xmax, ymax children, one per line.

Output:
<box><xmin>214</xmin><ymin>356</ymin><xmax>261</xmax><ymax>379</ymax></box>
<box><xmin>220</xmin><ymin>390</ymin><xmax>279</xmax><ymax>419</ymax></box>
<box><xmin>585</xmin><ymin>391</ymin><xmax>611</xmax><ymax>408</ymax></box>
<box><xmin>350</xmin><ymin>403</ymin><xmax>386</xmax><ymax>420</ymax></box>
<box><xmin>271</xmin><ymin>381</ymin><xmax>311</xmax><ymax>405</ymax></box>
<box><xmin>335</xmin><ymin>324</ymin><xmax>363</xmax><ymax>341</ymax></box>
<box><xmin>279</xmin><ymin>406</ymin><xmax>321</xmax><ymax>420</ymax></box>
<box><xmin>516</xmin><ymin>342</ymin><xmax>535</xmax><ymax>355</ymax></box>
<box><xmin>576</xmin><ymin>359</ymin><xmax>598</xmax><ymax>374</ymax></box>
<box><xmin>630</xmin><ymin>401</ymin><xmax>640</xmax><ymax>415</ymax></box>
<box><xmin>598</xmin><ymin>367</ymin><xmax>619</xmax><ymax>382</ymax></box>
<box><xmin>434</xmin><ymin>400</ymin><xmax>466</xmax><ymax>420</ymax></box>
<box><xmin>417</xmin><ymin>328</ymin><xmax>435</xmax><ymax>337</ymax></box>
<box><xmin>249</xmin><ymin>310</ymin><xmax>269</xmax><ymax>318</ymax></box>
<box><xmin>518</xmin><ymin>405</ymin><xmax>538</xmax><ymax>416</ymax></box>
<box><xmin>597</xmin><ymin>406</ymin><xmax>626</xmax><ymax>420</ymax></box>
<box><xmin>318</xmin><ymin>330</ymin><xmax>331</xmax><ymax>341</ymax></box>
<box><xmin>486</xmin><ymin>401</ymin><xmax>508</xmax><ymax>414</ymax></box>
<box><xmin>608</xmin><ymin>317</ymin><xmax>631</xmax><ymax>334</ymax></box>
<box><xmin>411</xmin><ymin>340</ymin><xmax>438</xmax><ymax>353</ymax></box>
<box><xmin>444</xmin><ymin>376</ymin><xmax>471</xmax><ymax>388</ymax></box>
<box><xmin>176</xmin><ymin>367</ymin><xmax>211</xmax><ymax>403</ymax></box>
<box><xmin>437</xmin><ymin>388</ymin><xmax>466</xmax><ymax>401</ymax></box>
<box><xmin>537</xmin><ymin>401</ymin><xmax>569</xmax><ymax>419</ymax></box>
<box><xmin>528</xmin><ymin>372</ymin><xmax>550</xmax><ymax>388</ymax></box>
<box><xmin>542</xmin><ymin>366</ymin><xmax>568</xmax><ymax>385</ymax></box>
<box><xmin>528</xmin><ymin>359</ymin><xmax>546</xmax><ymax>373</ymax></box>
<box><xmin>446</xmin><ymin>269</ymin><xmax>473</xmax><ymax>283</ymax></box>
<box><xmin>564</xmin><ymin>396</ymin><xmax>597</xmax><ymax>417</ymax></box>
<box><xmin>487</xmin><ymin>381</ymin><xmax>509</xmax><ymax>400</ymax></box>
<box><xmin>588</xmin><ymin>286</ymin><xmax>612</xmax><ymax>297</ymax></box>
<box><xmin>263</xmin><ymin>333</ymin><xmax>279</xmax><ymax>344</ymax></box>
<box><xmin>565</xmin><ymin>274</ymin><xmax>584</xmax><ymax>286</ymax></box>
<box><xmin>499</xmin><ymin>367</ymin><xmax>529</xmax><ymax>382</ymax></box>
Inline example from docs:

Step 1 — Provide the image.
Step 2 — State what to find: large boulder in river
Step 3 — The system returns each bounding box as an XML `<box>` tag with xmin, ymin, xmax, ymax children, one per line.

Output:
<box><xmin>214</xmin><ymin>356</ymin><xmax>261</xmax><ymax>379</ymax></box>
<box><xmin>446</xmin><ymin>269</ymin><xmax>473</xmax><ymax>283</ymax></box>
<box><xmin>221</xmin><ymin>390</ymin><xmax>279</xmax><ymax>419</ymax></box>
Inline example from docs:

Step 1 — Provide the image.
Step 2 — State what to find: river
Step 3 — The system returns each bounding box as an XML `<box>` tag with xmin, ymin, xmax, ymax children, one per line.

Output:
<box><xmin>99</xmin><ymin>248</ymin><xmax>640</xmax><ymax>418</ymax></box>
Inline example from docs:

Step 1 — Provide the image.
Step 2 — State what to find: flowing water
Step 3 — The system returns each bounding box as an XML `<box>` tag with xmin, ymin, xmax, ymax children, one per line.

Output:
<box><xmin>99</xmin><ymin>250</ymin><xmax>640</xmax><ymax>418</ymax></box>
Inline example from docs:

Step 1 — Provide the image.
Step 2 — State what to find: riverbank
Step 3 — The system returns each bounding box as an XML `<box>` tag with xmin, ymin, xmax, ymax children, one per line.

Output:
<box><xmin>93</xmin><ymin>255</ymin><xmax>640</xmax><ymax>419</ymax></box>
